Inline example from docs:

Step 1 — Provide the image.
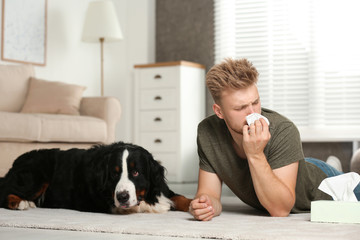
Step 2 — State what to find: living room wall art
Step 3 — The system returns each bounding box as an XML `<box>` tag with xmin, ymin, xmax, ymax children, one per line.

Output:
<box><xmin>1</xmin><ymin>0</ymin><xmax>47</xmax><ymax>66</ymax></box>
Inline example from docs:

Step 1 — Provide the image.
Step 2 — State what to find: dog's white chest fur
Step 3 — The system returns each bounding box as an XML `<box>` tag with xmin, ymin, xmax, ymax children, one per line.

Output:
<box><xmin>112</xmin><ymin>194</ymin><xmax>173</xmax><ymax>214</ymax></box>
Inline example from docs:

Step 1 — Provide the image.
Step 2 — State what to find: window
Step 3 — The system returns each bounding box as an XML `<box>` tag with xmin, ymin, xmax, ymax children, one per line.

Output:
<box><xmin>214</xmin><ymin>0</ymin><xmax>360</xmax><ymax>141</ymax></box>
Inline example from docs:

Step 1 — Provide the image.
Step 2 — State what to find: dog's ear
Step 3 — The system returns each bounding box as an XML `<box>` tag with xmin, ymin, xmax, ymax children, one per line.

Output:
<box><xmin>144</xmin><ymin>156</ymin><xmax>168</xmax><ymax>203</ymax></box>
<box><xmin>149</xmin><ymin>157</ymin><xmax>166</xmax><ymax>188</ymax></box>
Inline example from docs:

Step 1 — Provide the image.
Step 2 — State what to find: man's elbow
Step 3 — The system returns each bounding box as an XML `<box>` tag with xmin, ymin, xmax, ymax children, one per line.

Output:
<box><xmin>269</xmin><ymin>209</ymin><xmax>291</xmax><ymax>217</ymax></box>
<box><xmin>268</xmin><ymin>203</ymin><xmax>294</xmax><ymax>217</ymax></box>
<box><xmin>268</xmin><ymin>194</ymin><xmax>295</xmax><ymax>217</ymax></box>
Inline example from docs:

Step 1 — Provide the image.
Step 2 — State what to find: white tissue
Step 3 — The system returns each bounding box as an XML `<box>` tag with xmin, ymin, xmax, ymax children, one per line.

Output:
<box><xmin>246</xmin><ymin>113</ymin><xmax>270</xmax><ymax>126</ymax></box>
<box><xmin>318</xmin><ymin>172</ymin><xmax>360</xmax><ymax>202</ymax></box>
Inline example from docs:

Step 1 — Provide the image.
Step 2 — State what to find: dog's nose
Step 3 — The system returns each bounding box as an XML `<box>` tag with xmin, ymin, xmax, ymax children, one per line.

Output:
<box><xmin>116</xmin><ymin>191</ymin><xmax>129</xmax><ymax>203</ymax></box>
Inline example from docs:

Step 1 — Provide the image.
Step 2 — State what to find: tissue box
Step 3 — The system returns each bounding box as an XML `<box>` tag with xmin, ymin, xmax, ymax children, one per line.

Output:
<box><xmin>311</xmin><ymin>200</ymin><xmax>360</xmax><ymax>224</ymax></box>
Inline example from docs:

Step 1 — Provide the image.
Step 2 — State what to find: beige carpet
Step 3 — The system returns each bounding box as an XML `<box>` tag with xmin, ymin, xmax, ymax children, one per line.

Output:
<box><xmin>0</xmin><ymin>197</ymin><xmax>358</xmax><ymax>240</ymax></box>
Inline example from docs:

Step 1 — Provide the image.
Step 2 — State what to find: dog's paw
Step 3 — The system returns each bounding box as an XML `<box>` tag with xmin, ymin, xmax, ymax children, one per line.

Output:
<box><xmin>29</xmin><ymin>201</ymin><xmax>36</xmax><ymax>208</ymax></box>
<box><xmin>17</xmin><ymin>200</ymin><xmax>36</xmax><ymax>210</ymax></box>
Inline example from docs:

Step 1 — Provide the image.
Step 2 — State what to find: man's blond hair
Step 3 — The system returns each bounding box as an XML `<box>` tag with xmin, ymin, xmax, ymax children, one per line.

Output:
<box><xmin>206</xmin><ymin>58</ymin><xmax>259</xmax><ymax>103</ymax></box>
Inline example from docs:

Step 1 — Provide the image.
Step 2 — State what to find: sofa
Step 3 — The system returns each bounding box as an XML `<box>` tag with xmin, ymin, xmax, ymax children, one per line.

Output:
<box><xmin>0</xmin><ymin>64</ymin><xmax>121</xmax><ymax>177</ymax></box>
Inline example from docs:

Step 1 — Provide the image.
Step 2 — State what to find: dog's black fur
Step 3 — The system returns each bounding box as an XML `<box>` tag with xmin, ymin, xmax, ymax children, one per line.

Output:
<box><xmin>0</xmin><ymin>142</ymin><xmax>191</xmax><ymax>213</ymax></box>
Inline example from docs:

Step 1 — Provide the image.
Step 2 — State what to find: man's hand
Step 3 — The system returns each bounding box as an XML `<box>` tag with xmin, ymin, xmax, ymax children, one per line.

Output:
<box><xmin>189</xmin><ymin>195</ymin><xmax>215</xmax><ymax>221</ymax></box>
<box><xmin>242</xmin><ymin>118</ymin><xmax>270</xmax><ymax>157</ymax></box>
<box><xmin>190</xmin><ymin>169</ymin><xmax>222</xmax><ymax>221</ymax></box>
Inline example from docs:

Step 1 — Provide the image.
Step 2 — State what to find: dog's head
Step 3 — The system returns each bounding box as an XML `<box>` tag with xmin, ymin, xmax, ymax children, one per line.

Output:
<box><xmin>98</xmin><ymin>142</ymin><xmax>169</xmax><ymax>212</ymax></box>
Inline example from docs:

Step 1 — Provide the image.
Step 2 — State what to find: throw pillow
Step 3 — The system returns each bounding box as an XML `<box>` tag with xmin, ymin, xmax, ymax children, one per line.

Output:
<box><xmin>21</xmin><ymin>77</ymin><xmax>86</xmax><ymax>115</ymax></box>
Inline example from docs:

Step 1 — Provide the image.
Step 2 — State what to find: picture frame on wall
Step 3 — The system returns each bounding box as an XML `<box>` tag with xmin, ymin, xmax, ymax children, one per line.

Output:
<box><xmin>1</xmin><ymin>0</ymin><xmax>47</xmax><ymax>66</ymax></box>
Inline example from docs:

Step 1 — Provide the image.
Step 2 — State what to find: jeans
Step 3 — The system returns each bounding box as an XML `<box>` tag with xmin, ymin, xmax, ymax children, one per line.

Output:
<box><xmin>305</xmin><ymin>157</ymin><xmax>360</xmax><ymax>201</ymax></box>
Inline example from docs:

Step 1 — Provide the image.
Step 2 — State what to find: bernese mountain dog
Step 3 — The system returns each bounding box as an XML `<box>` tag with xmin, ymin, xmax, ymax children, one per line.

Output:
<box><xmin>0</xmin><ymin>142</ymin><xmax>192</xmax><ymax>214</ymax></box>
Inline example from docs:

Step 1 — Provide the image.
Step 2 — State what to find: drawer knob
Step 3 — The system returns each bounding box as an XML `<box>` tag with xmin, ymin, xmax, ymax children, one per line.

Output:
<box><xmin>154</xmin><ymin>117</ymin><xmax>162</xmax><ymax>122</ymax></box>
<box><xmin>154</xmin><ymin>139</ymin><xmax>162</xmax><ymax>144</ymax></box>
<box><xmin>154</xmin><ymin>74</ymin><xmax>162</xmax><ymax>79</ymax></box>
<box><xmin>154</xmin><ymin>96</ymin><xmax>162</xmax><ymax>101</ymax></box>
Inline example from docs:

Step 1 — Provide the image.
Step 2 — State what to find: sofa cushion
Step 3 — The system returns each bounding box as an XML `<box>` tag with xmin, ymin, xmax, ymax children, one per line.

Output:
<box><xmin>21</xmin><ymin>77</ymin><xmax>86</xmax><ymax>115</ymax></box>
<box><xmin>0</xmin><ymin>112</ymin><xmax>107</xmax><ymax>143</ymax></box>
<box><xmin>0</xmin><ymin>64</ymin><xmax>35</xmax><ymax>112</ymax></box>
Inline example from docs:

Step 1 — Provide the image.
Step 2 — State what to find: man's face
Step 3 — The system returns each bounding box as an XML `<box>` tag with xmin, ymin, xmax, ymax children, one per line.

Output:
<box><xmin>213</xmin><ymin>84</ymin><xmax>261</xmax><ymax>135</ymax></box>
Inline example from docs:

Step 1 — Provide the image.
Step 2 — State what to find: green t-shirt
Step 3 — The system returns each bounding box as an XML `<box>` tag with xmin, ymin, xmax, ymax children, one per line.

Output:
<box><xmin>197</xmin><ymin>108</ymin><xmax>332</xmax><ymax>213</ymax></box>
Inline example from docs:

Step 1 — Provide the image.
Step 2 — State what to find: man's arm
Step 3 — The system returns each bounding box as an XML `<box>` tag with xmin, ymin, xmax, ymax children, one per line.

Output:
<box><xmin>189</xmin><ymin>169</ymin><xmax>222</xmax><ymax>221</ymax></box>
<box><xmin>248</xmin><ymin>156</ymin><xmax>298</xmax><ymax>216</ymax></box>
<box><xmin>243</xmin><ymin>118</ymin><xmax>298</xmax><ymax>217</ymax></box>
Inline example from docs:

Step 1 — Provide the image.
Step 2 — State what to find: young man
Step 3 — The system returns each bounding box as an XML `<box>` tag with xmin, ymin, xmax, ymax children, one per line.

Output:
<box><xmin>189</xmin><ymin>58</ymin><xmax>344</xmax><ymax>221</ymax></box>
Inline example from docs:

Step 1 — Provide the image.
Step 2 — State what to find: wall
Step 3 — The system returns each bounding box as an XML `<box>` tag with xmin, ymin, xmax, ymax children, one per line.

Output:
<box><xmin>156</xmin><ymin>0</ymin><xmax>214</xmax><ymax>114</ymax></box>
<box><xmin>302</xmin><ymin>142</ymin><xmax>353</xmax><ymax>172</ymax></box>
<box><xmin>0</xmin><ymin>0</ymin><xmax>155</xmax><ymax>142</ymax></box>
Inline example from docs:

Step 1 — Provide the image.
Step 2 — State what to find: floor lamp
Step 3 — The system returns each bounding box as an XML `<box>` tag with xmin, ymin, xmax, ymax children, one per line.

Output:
<box><xmin>82</xmin><ymin>0</ymin><xmax>123</xmax><ymax>96</ymax></box>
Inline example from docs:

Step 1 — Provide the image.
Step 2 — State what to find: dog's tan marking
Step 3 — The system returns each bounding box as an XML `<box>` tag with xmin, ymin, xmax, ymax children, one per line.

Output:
<box><xmin>115</xmin><ymin>166</ymin><xmax>120</xmax><ymax>173</ymax></box>
<box><xmin>136</xmin><ymin>189</ymin><xmax>146</xmax><ymax>200</ymax></box>
<box><xmin>130</xmin><ymin>162</ymin><xmax>135</xmax><ymax>168</ymax></box>
<box><xmin>7</xmin><ymin>194</ymin><xmax>22</xmax><ymax>209</ymax></box>
<box><xmin>31</xmin><ymin>183</ymin><xmax>49</xmax><ymax>200</ymax></box>
<box><xmin>170</xmin><ymin>195</ymin><xmax>192</xmax><ymax>212</ymax></box>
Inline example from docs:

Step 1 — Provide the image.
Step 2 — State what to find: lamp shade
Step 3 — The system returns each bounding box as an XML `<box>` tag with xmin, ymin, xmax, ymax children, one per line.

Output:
<box><xmin>82</xmin><ymin>0</ymin><xmax>123</xmax><ymax>42</ymax></box>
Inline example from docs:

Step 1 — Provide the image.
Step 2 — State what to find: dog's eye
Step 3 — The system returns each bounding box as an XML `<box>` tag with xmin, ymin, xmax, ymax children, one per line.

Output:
<box><xmin>132</xmin><ymin>170</ymin><xmax>139</xmax><ymax>177</ymax></box>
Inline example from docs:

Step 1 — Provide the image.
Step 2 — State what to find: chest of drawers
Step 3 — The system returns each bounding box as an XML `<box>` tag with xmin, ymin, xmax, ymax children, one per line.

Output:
<box><xmin>133</xmin><ymin>61</ymin><xmax>205</xmax><ymax>182</ymax></box>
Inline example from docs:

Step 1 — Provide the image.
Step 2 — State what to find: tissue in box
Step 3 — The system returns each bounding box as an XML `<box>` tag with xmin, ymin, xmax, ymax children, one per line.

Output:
<box><xmin>311</xmin><ymin>200</ymin><xmax>360</xmax><ymax>224</ymax></box>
